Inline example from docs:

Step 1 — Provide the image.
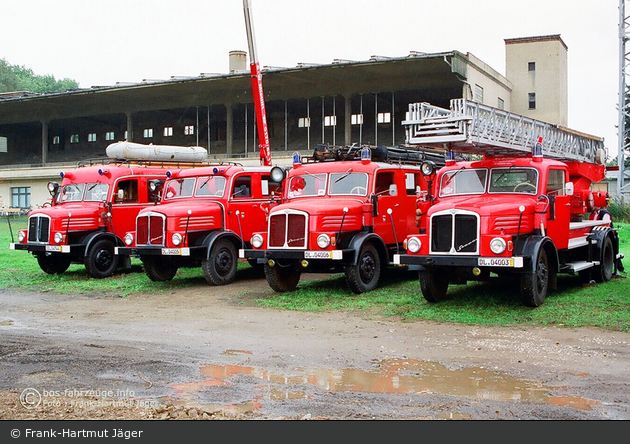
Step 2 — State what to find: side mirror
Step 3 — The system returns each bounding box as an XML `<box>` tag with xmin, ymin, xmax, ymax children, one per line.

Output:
<box><xmin>117</xmin><ymin>189</ymin><xmax>125</xmax><ymax>200</ymax></box>
<box><xmin>564</xmin><ymin>182</ymin><xmax>574</xmax><ymax>196</ymax></box>
<box><xmin>388</xmin><ymin>184</ymin><xmax>397</xmax><ymax>196</ymax></box>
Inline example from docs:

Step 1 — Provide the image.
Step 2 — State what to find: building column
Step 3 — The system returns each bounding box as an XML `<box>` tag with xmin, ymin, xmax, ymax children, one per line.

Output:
<box><xmin>126</xmin><ymin>112</ymin><xmax>134</xmax><ymax>142</ymax></box>
<box><xmin>41</xmin><ymin>120</ymin><xmax>49</xmax><ymax>164</ymax></box>
<box><xmin>226</xmin><ymin>104</ymin><xmax>234</xmax><ymax>155</ymax></box>
<box><xmin>344</xmin><ymin>96</ymin><xmax>352</xmax><ymax>146</ymax></box>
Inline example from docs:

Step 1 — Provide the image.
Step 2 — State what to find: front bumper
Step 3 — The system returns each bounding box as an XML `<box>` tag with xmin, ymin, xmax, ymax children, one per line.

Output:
<box><xmin>239</xmin><ymin>248</ymin><xmax>347</xmax><ymax>262</ymax></box>
<box><xmin>116</xmin><ymin>246</ymin><xmax>195</xmax><ymax>257</ymax></box>
<box><xmin>11</xmin><ymin>243</ymin><xmax>71</xmax><ymax>253</ymax></box>
<box><xmin>393</xmin><ymin>254</ymin><xmax>524</xmax><ymax>269</ymax></box>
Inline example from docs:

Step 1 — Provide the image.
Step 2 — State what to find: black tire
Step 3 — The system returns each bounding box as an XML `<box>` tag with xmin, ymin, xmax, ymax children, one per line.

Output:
<box><xmin>202</xmin><ymin>238</ymin><xmax>238</xmax><ymax>286</ymax></box>
<box><xmin>593</xmin><ymin>236</ymin><xmax>614</xmax><ymax>283</ymax></box>
<box><xmin>418</xmin><ymin>267</ymin><xmax>449</xmax><ymax>302</ymax></box>
<box><xmin>264</xmin><ymin>261</ymin><xmax>301</xmax><ymax>292</ymax></box>
<box><xmin>84</xmin><ymin>239</ymin><xmax>117</xmax><ymax>278</ymax></box>
<box><xmin>142</xmin><ymin>257</ymin><xmax>178</xmax><ymax>282</ymax></box>
<box><xmin>344</xmin><ymin>243</ymin><xmax>381</xmax><ymax>294</ymax></box>
<box><xmin>520</xmin><ymin>248</ymin><xmax>549</xmax><ymax>307</ymax></box>
<box><xmin>36</xmin><ymin>253</ymin><xmax>71</xmax><ymax>275</ymax></box>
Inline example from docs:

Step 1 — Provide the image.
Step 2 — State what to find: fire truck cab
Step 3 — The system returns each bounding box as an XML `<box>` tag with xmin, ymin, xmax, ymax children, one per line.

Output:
<box><xmin>239</xmin><ymin>145</ymin><xmax>444</xmax><ymax>294</ymax></box>
<box><xmin>115</xmin><ymin>164</ymin><xmax>281</xmax><ymax>285</ymax></box>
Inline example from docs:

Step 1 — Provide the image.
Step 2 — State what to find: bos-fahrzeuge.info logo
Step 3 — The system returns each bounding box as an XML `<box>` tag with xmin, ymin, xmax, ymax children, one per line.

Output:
<box><xmin>18</xmin><ymin>387</ymin><xmax>156</xmax><ymax>410</ymax></box>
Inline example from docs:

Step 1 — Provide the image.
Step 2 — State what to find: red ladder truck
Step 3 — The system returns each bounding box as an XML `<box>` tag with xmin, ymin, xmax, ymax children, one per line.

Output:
<box><xmin>394</xmin><ymin>99</ymin><xmax>624</xmax><ymax>307</ymax></box>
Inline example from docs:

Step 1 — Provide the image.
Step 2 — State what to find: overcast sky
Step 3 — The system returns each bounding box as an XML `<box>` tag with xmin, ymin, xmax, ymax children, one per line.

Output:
<box><xmin>1</xmin><ymin>0</ymin><xmax>622</xmax><ymax>158</ymax></box>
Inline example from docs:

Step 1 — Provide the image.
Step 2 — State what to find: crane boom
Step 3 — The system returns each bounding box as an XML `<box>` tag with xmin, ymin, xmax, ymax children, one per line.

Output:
<box><xmin>243</xmin><ymin>0</ymin><xmax>271</xmax><ymax>166</ymax></box>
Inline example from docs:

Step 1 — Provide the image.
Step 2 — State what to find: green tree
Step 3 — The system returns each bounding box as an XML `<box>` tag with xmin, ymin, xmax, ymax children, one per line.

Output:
<box><xmin>0</xmin><ymin>58</ymin><xmax>78</xmax><ymax>94</ymax></box>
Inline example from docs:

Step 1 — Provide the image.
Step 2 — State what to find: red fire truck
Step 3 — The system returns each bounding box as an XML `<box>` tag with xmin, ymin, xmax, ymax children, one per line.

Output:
<box><xmin>114</xmin><ymin>164</ymin><xmax>282</xmax><ymax>285</ymax></box>
<box><xmin>9</xmin><ymin>144</ymin><xmax>205</xmax><ymax>278</ymax></box>
<box><xmin>393</xmin><ymin>99</ymin><xmax>624</xmax><ymax>307</ymax></box>
<box><xmin>239</xmin><ymin>144</ymin><xmax>445</xmax><ymax>294</ymax></box>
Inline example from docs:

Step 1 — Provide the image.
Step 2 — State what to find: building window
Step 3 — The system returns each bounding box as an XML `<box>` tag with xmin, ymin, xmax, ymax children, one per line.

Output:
<box><xmin>11</xmin><ymin>186</ymin><xmax>31</xmax><ymax>208</ymax></box>
<box><xmin>70</xmin><ymin>134</ymin><xmax>79</xmax><ymax>143</ymax></box>
<box><xmin>377</xmin><ymin>112</ymin><xmax>391</xmax><ymax>124</ymax></box>
<box><xmin>351</xmin><ymin>114</ymin><xmax>363</xmax><ymax>125</ymax></box>
<box><xmin>0</xmin><ymin>136</ymin><xmax>6</xmax><ymax>153</ymax></box>
<box><xmin>528</xmin><ymin>62</ymin><xmax>536</xmax><ymax>72</ymax></box>
<box><xmin>497</xmin><ymin>98</ymin><xmax>505</xmax><ymax>110</ymax></box>
<box><xmin>184</xmin><ymin>125</ymin><xmax>195</xmax><ymax>135</ymax></box>
<box><xmin>105</xmin><ymin>132</ymin><xmax>115</xmax><ymax>141</ymax></box>
<box><xmin>324</xmin><ymin>116</ymin><xmax>336</xmax><ymax>127</ymax></box>
<box><xmin>528</xmin><ymin>93</ymin><xmax>536</xmax><ymax>110</ymax></box>
<box><xmin>298</xmin><ymin>117</ymin><xmax>310</xmax><ymax>128</ymax></box>
<box><xmin>474</xmin><ymin>84</ymin><xmax>484</xmax><ymax>103</ymax></box>
<box><xmin>88</xmin><ymin>133</ymin><xmax>97</xmax><ymax>142</ymax></box>
<box><xmin>143</xmin><ymin>129</ymin><xmax>153</xmax><ymax>138</ymax></box>
<box><xmin>164</xmin><ymin>127</ymin><xmax>173</xmax><ymax>137</ymax></box>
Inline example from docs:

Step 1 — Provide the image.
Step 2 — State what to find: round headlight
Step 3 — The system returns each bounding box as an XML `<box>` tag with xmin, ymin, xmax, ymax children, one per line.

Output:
<box><xmin>251</xmin><ymin>234</ymin><xmax>264</xmax><ymax>249</ymax></box>
<box><xmin>407</xmin><ymin>237</ymin><xmax>421</xmax><ymax>253</ymax></box>
<box><xmin>54</xmin><ymin>232</ymin><xmax>63</xmax><ymax>244</ymax></box>
<box><xmin>172</xmin><ymin>233</ymin><xmax>183</xmax><ymax>246</ymax></box>
<box><xmin>18</xmin><ymin>231</ymin><xmax>26</xmax><ymax>242</ymax></box>
<box><xmin>489</xmin><ymin>237</ymin><xmax>507</xmax><ymax>255</ymax></box>
<box><xmin>124</xmin><ymin>233</ymin><xmax>134</xmax><ymax>246</ymax></box>
<box><xmin>420</xmin><ymin>161</ymin><xmax>436</xmax><ymax>177</ymax></box>
<box><xmin>317</xmin><ymin>234</ymin><xmax>330</xmax><ymax>249</ymax></box>
<box><xmin>270</xmin><ymin>166</ymin><xmax>286</xmax><ymax>183</ymax></box>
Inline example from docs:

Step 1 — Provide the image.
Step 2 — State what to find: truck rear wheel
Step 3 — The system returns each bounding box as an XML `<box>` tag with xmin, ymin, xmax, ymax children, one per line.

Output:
<box><xmin>593</xmin><ymin>236</ymin><xmax>614</xmax><ymax>283</ymax></box>
<box><xmin>344</xmin><ymin>243</ymin><xmax>381</xmax><ymax>294</ymax></box>
<box><xmin>202</xmin><ymin>238</ymin><xmax>238</xmax><ymax>286</ymax></box>
<box><xmin>143</xmin><ymin>257</ymin><xmax>178</xmax><ymax>281</ymax></box>
<box><xmin>418</xmin><ymin>267</ymin><xmax>449</xmax><ymax>302</ymax></box>
<box><xmin>85</xmin><ymin>239</ymin><xmax>117</xmax><ymax>278</ymax></box>
<box><xmin>265</xmin><ymin>261</ymin><xmax>301</xmax><ymax>292</ymax></box>
<box><xmin>37</xmin><ymin>253</ymin><xmax>71</xmax><ymax>275</ymax></box>
<box><xmin>520</xmin><ymin>248</ymin><xmax>549</xmax><ymax>307</ymax></box>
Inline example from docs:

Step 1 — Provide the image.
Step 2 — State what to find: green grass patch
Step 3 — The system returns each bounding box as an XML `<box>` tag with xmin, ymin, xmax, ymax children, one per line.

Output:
<box><xmin>2</xmin><ymin>216</ymin><xmax>629</xmax><ymax>331</ymax></box>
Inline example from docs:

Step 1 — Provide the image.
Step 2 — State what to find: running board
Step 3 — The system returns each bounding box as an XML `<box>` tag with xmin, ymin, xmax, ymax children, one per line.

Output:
<box><xmin>561</xmin><ymin>261</ymin><xmax>598</xmax><ymax>273</ymax></box>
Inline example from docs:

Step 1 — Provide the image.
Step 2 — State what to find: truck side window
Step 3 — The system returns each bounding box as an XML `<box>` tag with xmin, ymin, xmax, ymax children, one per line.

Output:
<box><xmin>115</xmin><ymin>179</ymin><xmax>138</xmax><ymax>204</ymax></box>
<box><xmin>148</xmin><ymin>179</ymin><xmax>164</xmax><ymax>202</ymax></box>
<box><xmin>405</xmin><ymin>173</ymin><xmax>420</xmax><ymax>196</ymax></box>
<box><xmin>262</xmin><ymin>175</ymin><xmax>280</xmax><ymax>196</ymax></box>
<box><xmin>547</xmin><ymin>170</ymin><xmax>565</xmax><ymax>195</ymax></box>
<box><xmin>375</xmin><ymin>172</ymin><xmax>394</xmax><ymax>195</ymax></box>
<box><xmin>232</xmin><ymin>176</ymin><xmax>252</xmax><ymax>198</ymax></box>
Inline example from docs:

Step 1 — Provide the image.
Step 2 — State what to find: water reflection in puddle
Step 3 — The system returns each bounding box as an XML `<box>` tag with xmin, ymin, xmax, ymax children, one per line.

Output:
<box><xmin>169</xmin><ymin>356</ymin><xmax>597</xmax><ymax>415</ymax></box>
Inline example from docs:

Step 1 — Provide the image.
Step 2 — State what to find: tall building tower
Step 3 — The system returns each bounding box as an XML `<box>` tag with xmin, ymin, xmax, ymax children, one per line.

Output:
<box><xmin>505</xmin><ymin>35</ymin><xmax>568</xmax><ymax>127</ymax></box>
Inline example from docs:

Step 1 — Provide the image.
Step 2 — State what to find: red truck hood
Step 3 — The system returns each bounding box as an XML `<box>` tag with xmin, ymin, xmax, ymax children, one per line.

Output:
<box><xmin>429</xmin><ymin>195</ymin><xmax>536</xmax><ymax>217</ymax></box>
<box><xmin>29</xmin><ymin>202</ymin><xmax>100</xmax><ymax>218</ymax></box>
<box><xmin>138</xmin><ymin>200</ymin><xmax>224</xmax><ymax>218</ymax></box>
<box><xmin>271</xmin><ymin>197</ymin><xmax>366</xmax><ymax>216</ymax></box>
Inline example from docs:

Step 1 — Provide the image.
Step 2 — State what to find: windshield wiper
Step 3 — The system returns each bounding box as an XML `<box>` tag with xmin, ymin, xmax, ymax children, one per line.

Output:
<box><xmin>334</xmin><ymin>168</ymin><xmax>353</xmax><ymax>183</ymax></box>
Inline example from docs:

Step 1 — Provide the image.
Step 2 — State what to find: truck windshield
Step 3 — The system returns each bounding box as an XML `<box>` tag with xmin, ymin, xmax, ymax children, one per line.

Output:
<box><xmin>84</xmin><ymin>183</ymin><xmax>110</xmax><ymax>202</ymax></box>
<box><xmin>164</xmin><ymin>178</ymin><xmax>195</xmax><ymax>200</ymax></box>
<box><xmin>288</xmin><ymin>173</ymin><xmax>327</xmax><ymax>198</ymax></box>
<box><xmin>195</xmin><ymin>176</ymin><xmax>227</xmax><ymax>197</ymax></box>
<box><xmin>58</xmin><ymin>183</ymin><xmax>86</xmax><ymax>203</ymax></box>
<box><xmin>488</xmin><ymin>167</ymin><xmax>538</xmax><ymax>195</ymax></box>
<box><xmin>439</xmin><ymin>169</ymin><xmax>487</xmax><ymax>197</ymax></box>
<box><xmin>329</xmin><ymin>172</ymin><xmax>369</xmax><ymax>196</ymax></box>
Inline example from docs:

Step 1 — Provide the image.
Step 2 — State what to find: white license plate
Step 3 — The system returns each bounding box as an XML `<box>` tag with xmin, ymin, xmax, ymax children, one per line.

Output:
<box><xmin>478</xmin><ymin>257</ymin><xmax>514</xmax><ymax>267</ymax></box>
<box><xmin>304</xmin><ymin>250</ymin><xmax>333</xmax><ymax>259</ymax></box>
<box><xmin>45</xmin><ymin>245</ymin><xmax>69</xmax><ymax>253</ymax></box>
<box><xmin>162</xmin><ymin>248</ymin><xmax>184</xmax><ymax>256</ymax></box>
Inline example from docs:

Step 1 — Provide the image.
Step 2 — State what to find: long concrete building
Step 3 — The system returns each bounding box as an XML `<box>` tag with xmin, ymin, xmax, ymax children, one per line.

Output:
<box><xmin>1</xmin><ymin>34</ymin><xmax>571</xmax><ymax>210</ymax></box>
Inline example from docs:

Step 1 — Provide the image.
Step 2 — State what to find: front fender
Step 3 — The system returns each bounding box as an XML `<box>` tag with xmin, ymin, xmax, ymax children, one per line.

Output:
<box><xmin>346</xmin><ymin>232</ymin><xmax>387</xmax><ymax>266</ymax></box>
<box><xmin>516</xmin><ymin>235</ymin><xmax>559</xmax><ymax>288</ymax></box>
<box><xmin>84</xmin><ymin>231</ymin><xmax>120</xmax><ymax>252</ymax></box>
<box><xmin>200</xmin><ymin>230</ymin><xmax>242</xmax><ymax>261</ymax></box>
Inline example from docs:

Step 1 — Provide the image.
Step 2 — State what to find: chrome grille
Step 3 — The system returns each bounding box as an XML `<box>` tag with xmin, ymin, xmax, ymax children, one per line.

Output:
<box><xmin>431</xmin><ymin>211</ymin><xmax>479</xmax><ymax>254</ymax></box>
<box><xmin>268</xmin><ymin>211</ymin><xmax>307</xmax><ymax>249</ymax></box>
<box><xmin>136</xmin><ymin>213</ymin><xmax>165</xmax><ymax>246</ymax></box>
<box><xmin>27</xmin><ymin>215</ymin><xmax>50</xmax><ymax>243</ymax></box>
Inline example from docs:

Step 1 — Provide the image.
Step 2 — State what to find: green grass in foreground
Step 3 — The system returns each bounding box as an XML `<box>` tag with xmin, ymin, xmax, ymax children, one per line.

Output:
<box><xmin>2</xmin><ymin>217</ymin><xmax>629</xmax><ymax>331</ymax></box>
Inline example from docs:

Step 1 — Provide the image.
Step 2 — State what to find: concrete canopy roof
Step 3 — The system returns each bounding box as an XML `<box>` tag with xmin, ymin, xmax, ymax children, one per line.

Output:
<box><xmin>0</xmin><ymin>51</ymin><xmax>466</xmax><ymax>125</ymax></box>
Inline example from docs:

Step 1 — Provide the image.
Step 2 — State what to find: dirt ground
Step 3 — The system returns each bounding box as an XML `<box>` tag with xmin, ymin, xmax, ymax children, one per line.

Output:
<box><xmin>1</xmin><ymin>269</ymin><xmax>629</xmax><ymax>421</ymax></box>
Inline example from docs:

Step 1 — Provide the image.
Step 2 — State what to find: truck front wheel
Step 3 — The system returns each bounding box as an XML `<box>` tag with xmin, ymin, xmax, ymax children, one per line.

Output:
<box><xmin>520</xmin><ymin>248</ymin><xmax>549</xmax><ymax>307</ymax></box>
<box><xmin>143</xmin><ymin>257</ymin><xmax>178</xmax><ymax>281</ymax></box>
<box><xmin>85</xmin><ymin>239</ymin><xmax>117</xmax><ymax>278</ymax></box>
<box><xmin>265</xmin><ymin>261</ymin><xmax>301</xmax><ymax>292</ymax></box>
<box><xmin>202</xmin><ymin>238</ymin><xmax>238</xmax><ymax>286</ymax></box>
<box><xmin>344</xmin><ymin>243</ymin><xmax>381</xmax><ymax>294</ymax></box>
<box><xmin>37</xmin><ymin>253</ymin><xmax>71</xmax><ymax>275</ymax></box>
<box><xmin>418</xmin><ymin>267</ymin><xmax>449</xmax><ymax>302</ymax></box>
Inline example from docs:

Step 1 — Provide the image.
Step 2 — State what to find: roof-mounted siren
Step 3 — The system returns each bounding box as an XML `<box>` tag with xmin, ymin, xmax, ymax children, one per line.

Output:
<box><xmin>293</xmin><ymin>152</ymin><xmax>302</xmax><ymax>167</ymax></box>
<box><xmin>533</xmin><ymin>136</ymin><xmax>543</xmax><ymax>162</ymax></box>
<box><xmin>445</xmin><ymin>150</ymin><xmax>456</xmax><ymax>166</ymax></box>
<box><xmin>361</xmin><ymin>146</ymin><xmax>371</xmax><ymax>164</ymax></box>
